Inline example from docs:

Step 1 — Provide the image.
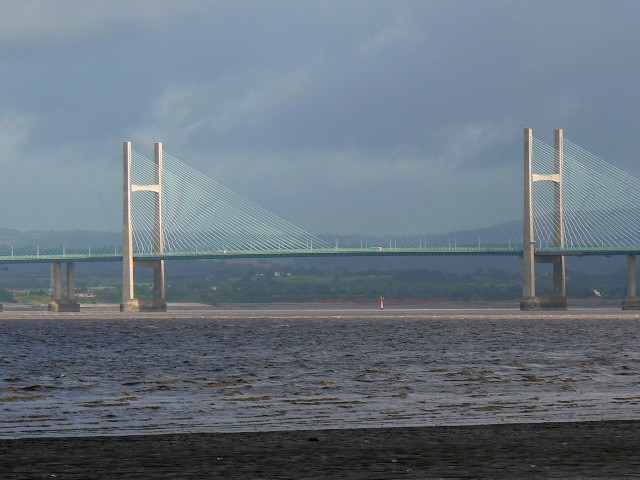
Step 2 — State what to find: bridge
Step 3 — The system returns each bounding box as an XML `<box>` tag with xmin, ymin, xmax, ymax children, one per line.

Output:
<box><xmin>1</xmin><ymin>128</ymin><xmax>640</xmax><ymax>311</ymax></box>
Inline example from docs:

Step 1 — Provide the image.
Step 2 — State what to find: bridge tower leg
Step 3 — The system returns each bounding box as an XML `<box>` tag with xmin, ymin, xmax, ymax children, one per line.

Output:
<box><xmin>520</xmin><ymin>128</ymin><xmax>568</xmax><ymax>310</ymax></box>
<box><xmin>120</xmin><ymin>141</ymin><xmax>167</xmax><ymax>312</ymax></box>
<box><xmin>48</xmin><ymin>262</ymin><xmax>80</xmax><ymax>312</ymax></box>
<box><xmin>622</xmin><ymin>255</ymin><xmax>640</xmax><ymax>309</ymax></box>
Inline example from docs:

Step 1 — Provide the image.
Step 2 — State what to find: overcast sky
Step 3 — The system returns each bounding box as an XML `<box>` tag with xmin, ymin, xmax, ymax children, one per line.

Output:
<box><xmin>0</xmin><ymin>0</ymin><xmax>638</xmax><ymax>235</ymax></box>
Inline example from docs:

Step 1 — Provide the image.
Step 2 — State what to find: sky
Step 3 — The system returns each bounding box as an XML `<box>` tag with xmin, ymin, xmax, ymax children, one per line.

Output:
<box><xmin>0</xmin><ymin>0</ymin><xmax>638</xmax><ymax>235</ymax></box>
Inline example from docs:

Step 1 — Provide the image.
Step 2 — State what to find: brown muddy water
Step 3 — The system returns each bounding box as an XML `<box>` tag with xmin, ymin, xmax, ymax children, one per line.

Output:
<box><xmin>1</xmin><ymin>307</ymin><xmax>639</xmax><ymax>438</ymax></box>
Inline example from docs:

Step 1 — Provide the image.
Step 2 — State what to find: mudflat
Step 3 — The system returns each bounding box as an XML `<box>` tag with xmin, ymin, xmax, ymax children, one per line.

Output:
<box><xmin>2</xmin><ymin>420</ymin><xmax>640</xmax><ymax>478</ymax></box>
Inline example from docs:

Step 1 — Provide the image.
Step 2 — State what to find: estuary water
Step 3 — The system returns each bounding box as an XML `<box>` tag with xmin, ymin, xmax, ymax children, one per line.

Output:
<box><xmin>1</xmin><ymin>307</ymin><xmax>640</xmax><ymax>438</ymax></box>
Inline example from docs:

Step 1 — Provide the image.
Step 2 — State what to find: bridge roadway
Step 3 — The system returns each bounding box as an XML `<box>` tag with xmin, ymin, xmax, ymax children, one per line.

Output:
<box><xmin>0</xmin><ymin>246</ymin><xmax>639</xmax><ymax>264</ymax></box>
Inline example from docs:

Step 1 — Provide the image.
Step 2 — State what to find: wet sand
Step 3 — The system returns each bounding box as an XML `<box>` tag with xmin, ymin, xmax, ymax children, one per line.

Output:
<box><xmin>2</xmin><ymin>420</ymin><xmax>640</xmax><ymax>478</ymax></box>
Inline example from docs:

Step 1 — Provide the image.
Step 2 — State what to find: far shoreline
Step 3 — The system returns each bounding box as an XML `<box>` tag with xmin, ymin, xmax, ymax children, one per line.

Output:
<box><xmin>1</xmin><ymin>302</ymin><xmax>639</xmax><ymax>321</ymax></box>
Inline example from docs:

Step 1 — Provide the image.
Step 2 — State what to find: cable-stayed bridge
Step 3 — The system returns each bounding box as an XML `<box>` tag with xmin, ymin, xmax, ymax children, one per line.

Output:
<box><xmin>1</xmin><ymin>128</ymin><xmax>640</xmax><ymax>311</ymax></box>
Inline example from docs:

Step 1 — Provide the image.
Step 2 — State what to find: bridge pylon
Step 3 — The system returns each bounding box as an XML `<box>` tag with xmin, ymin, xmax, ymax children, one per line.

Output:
<box><xmin>120</xmin><ymin>141</ymin><xmax>167</xmax><ymax>312</ymax></box>
<box><xmin>520</xmin><ymin>127</ymin><xmax>567</xmax><ymax>310</ymax></box>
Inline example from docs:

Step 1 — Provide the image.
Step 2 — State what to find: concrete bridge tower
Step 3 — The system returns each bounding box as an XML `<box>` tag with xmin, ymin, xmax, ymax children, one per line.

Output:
<box><xmin>520</xmin><ymin>128</ymin><xmax>567</xmax><ymax>310</ymax></box>
<box><xmin>120</xmin><ymin>141</ymin><xmax>167</xmax><ymax>312</ymax></box>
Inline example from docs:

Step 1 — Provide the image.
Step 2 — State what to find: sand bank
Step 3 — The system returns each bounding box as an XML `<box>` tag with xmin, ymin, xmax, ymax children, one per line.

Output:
<box><xmin>2</xmin><ymin>420</ymin><xmax>640</xmax><ymax>478</ymax></box>
<box><xmin>2</xmin><ymin>304</ymin><xmax>640</xmax><ymax>322</ymax></box>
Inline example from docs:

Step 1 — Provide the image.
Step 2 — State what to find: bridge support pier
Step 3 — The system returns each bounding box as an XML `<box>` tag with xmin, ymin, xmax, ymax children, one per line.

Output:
<box><xmin>622</xmin><ymin>255</ymin><xmax>640</xmax><ymax>309</ymax></box>
<box><xmin>48</xmin><ymin>262</ymin><xmax>81</xmax><ymax>312</ymax></box>
<box><xmin>520</xmin><ymin>256</ymin><xmax>567</xmax><ymax>310</ymax></box>
<box><xmin>121</xmin><ymin>260</ymin><xmax>166</xmax><ymax>312</ymax></box>
<box><xmin>520</xmin><ymin>127</ymin><xmax>567</xmax><ymax>311</ymax></box>
<box><xmin>120</xmin><ymin>141</ymin><xmax>167</xmax><ymax>313</ymax></box>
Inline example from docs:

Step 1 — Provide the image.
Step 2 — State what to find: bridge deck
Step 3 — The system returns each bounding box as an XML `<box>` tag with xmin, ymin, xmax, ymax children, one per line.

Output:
<box><xmin>0</xmin><ymin>247</ymin><xmax>639</xmax><ymax>264</ymax></box>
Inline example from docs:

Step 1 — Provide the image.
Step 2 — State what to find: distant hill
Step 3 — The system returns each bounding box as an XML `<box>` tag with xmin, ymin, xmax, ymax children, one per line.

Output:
<box><xmin>318</xmin><ymin>220</ymin><xmax>523</xmax><ymax>249</ymax></box>
<box><xmin>0</xmin><ymin>219</ymin><xmax>523</xmax><ymax>251</ymax></box>
<box><xmin>0</xmin><ymin>228</ymin><xmax>120</xmax><ymax>252</ymax></box>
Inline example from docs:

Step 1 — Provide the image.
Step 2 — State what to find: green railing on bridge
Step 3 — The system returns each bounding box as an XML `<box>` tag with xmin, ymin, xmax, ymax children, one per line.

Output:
<box><xmin>3</xmin><ymin>245</ymin><xmax>640</xmax><ymax>265</ymax></box>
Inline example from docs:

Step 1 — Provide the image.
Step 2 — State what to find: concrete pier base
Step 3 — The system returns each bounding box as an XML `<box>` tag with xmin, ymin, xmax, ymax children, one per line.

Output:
<box><xmin>520</xmin><ymin>296</ymin><xmax>568</xmax><ymax>311</ymax></box>
<box><xmin>120</xmin><ymin>299</ymin><xmax>167</xmax><ymax>312</ymax></box>
<box><xmin>623</xmin><ymin>255</ymin><xmax>638</xmax><ymax>310</ymax></box>
<box><xmin>48</xmin><ymin>299</ymin><xmax>81</xmax><ymax>312</ymax></box>
<box><xmin>50</xmin><ymin>263</ymin><xmax>80</xmax><ymax>312</ymax></box>
<box><xmin>622</xmin><ymin>297</ymin><xmax>640</xmax><ymax>310</ymax></box>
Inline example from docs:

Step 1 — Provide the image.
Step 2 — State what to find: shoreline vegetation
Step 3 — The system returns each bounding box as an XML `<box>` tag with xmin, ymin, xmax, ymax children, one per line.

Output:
<box><xmin>2</xmin><ymin>420</ymin><xmax>640</xmax><ymax>478</ymax></box>
<box><xmin>0</xmin><ymin>261</ymin><xmax>629</xmax><ymax>307</ymax></box>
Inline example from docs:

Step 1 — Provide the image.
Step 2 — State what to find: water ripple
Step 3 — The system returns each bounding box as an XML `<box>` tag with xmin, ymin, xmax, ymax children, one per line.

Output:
<box><xmin>1</xmin><ymin>312</ymin><xmax>640</xmax><ymax>438</ymax></box>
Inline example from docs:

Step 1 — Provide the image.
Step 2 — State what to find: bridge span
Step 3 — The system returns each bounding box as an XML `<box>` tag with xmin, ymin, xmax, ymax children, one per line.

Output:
<box><xmin>2</xmin><ymin>127</ymin><xmax>640</xmax><ymax>312</ymax></box>
<box><xmin>7</xmin><ymin>245</ymin><xmax>640</xmax><ymax>266</ymax></box>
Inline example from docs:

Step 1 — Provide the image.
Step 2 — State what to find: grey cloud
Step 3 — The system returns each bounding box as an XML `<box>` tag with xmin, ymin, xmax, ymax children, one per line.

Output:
<box><xmin>0</xmin><ymin>1</ymin><xmax>639</xmax><ymax>234</ymax></box>
<box><xmin>0</xmin><ymin>0</ymin><xmax>204</xmax><ymax>52</ymax></box>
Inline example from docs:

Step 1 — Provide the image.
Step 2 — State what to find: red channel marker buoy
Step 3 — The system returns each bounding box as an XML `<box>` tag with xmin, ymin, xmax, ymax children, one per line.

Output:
<box><xmin>380</xmin><ymin>295</ymin><xmax>384</xmax><ymax>310</ymax></box>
